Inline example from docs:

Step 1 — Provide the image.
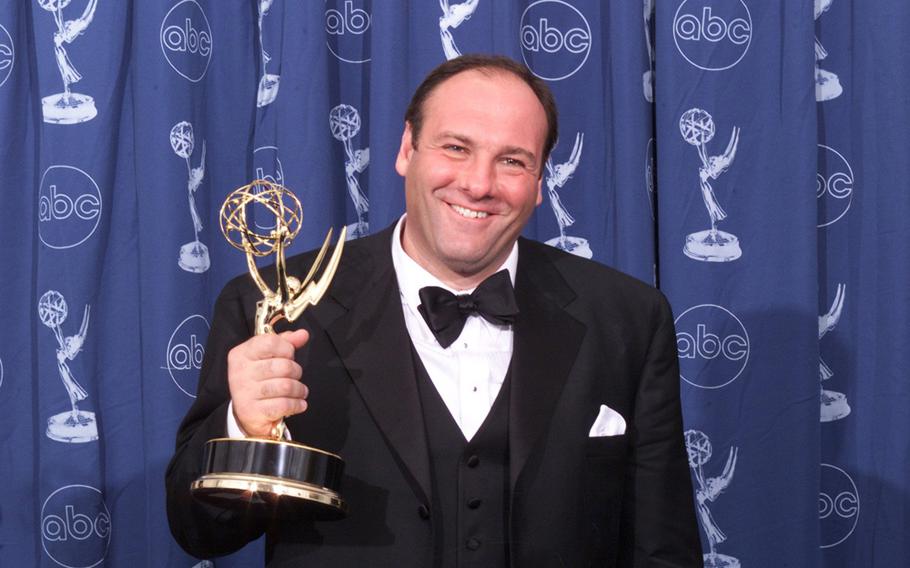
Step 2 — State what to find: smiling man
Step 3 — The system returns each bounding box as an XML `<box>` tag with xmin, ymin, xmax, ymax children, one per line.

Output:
<box><xmin>396</xmin><ymin>64</ymin><xmax>548</xmax><ymax>289</ymax></box>
<box><xmin>167</xmin><ymin>55</ymin><xmax>701</xmax><ymax>567</ymax></box>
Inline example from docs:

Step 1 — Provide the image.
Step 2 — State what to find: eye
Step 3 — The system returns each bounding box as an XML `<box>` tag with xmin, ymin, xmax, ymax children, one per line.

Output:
<box><xmin>501</xmin><ymin>157</ymin><xmax>526</xmax><ymax>168</ymax></box>
<box><xmin>443</xmin><ymin>144</ymin><xmax>466</xmax><ymax>153</ymax></box>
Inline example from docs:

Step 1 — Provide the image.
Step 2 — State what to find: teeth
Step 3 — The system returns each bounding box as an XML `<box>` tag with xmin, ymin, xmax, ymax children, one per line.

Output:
<box><xmin>451</xmin><ymin>204</ymin><xmax>489</xmax><ymax>219</ymax></box>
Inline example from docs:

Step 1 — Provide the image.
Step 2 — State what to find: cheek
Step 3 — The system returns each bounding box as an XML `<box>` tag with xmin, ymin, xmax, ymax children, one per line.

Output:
<box><xmin>425</xmin><ymin>161</ymin><xmax>459</xmax><ymax>187</ymax></box>
<box><xmin>505</xmin><ymin>181</ymin><xmax>543</xmax><ymax>213</ymax></box>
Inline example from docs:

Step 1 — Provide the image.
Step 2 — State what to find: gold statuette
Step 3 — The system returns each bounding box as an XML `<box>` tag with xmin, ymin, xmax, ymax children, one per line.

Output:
<box><xmin>191</xmin><ymin>180</ymin><xmax>347</xmax><ymax>519</ymax></box>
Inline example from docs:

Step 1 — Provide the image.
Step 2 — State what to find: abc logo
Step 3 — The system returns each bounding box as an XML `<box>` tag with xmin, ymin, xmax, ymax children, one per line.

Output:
<box><xmin>41</xmin><ymin>485</ymin><xmax>111</xmax><ymax>568</ymax></box>
<box><xmin>160</xmin><ymin>0</ymin><xmax>213</xmax><ymax>82</ymax></box>
<box><xmin>520</xmin><ymin>0</ymin><xmax>592</xmax><ymax>81</ymax></box>
<box><xmin>325</xmin><ymin>0</ymin><xmax>372</xmax><ymax>64</ymax></box>
<box><xmin>675</xmin><ymin>304</ymin><xmax>750</xmax><ymax>389</ymax></box>
<box><xmin>817</xmin><ymin>144</ymin><xmax>853</xmax><ymax>228</ymax></box>
<box><xmin>252</xmin><ymin>146</ymin><xmax>285</xmax><ymax>232</ymax></box>
<box><xmin>166</xmin><ymin>314</ymin><xmax>210</xmax><ymax>397</ymax></box>
<box><xmin>673</xmin><ymin>0</ymin><xmax>752</xmax><ymax>71</ymax></box>
<box><xmin>39</xmin><ymin>165</ymin><xmax>103</xmax><ymax>250</ymax></box>
<box><xmin>0</xmin><ymin>24</ymin><xmax>13</xmax><ymax>89</ymax></box>
<box><xmin>820</xmin><ymin>463</ymin><xmax>860</xmax><ymax>548</ymax></box>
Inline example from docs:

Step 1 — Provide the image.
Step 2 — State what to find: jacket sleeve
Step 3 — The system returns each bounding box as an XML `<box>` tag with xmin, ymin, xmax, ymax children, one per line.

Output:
<box><xmin>164</xmin><ymin>278</ymin><xmax>268</xmax><ymax>558</ymax></box>
<box><xmin>619</xmin><ymin>292</ymin><xmax>704</xmax><ymax>567</ymax></box>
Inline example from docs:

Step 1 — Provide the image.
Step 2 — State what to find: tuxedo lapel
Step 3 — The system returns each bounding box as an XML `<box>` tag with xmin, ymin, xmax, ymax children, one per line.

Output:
<box><xmin>321</xmin><ymin>228</ymin><xmax>433</xmax><ymax>506</ymax></box>
<box><xmin>509</xmin><ymin>240</ymin><xmax>586</xmax><ymax>490</ymax></box>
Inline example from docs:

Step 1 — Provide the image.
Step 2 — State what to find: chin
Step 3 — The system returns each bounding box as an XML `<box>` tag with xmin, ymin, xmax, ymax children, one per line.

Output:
<box><xmin>438</xmin><ymin>244</ymin><xmax>486</xmax><ymax>266</ymax></box>
<box><xmin>441</xmin><ymin>256</ymin><xmax>482</xmax><ymax>274</ymax></box>
<box><xmin>441</xmin><ymin>252</ymin><xmax>495</xmax><ymax>278</ymax></box>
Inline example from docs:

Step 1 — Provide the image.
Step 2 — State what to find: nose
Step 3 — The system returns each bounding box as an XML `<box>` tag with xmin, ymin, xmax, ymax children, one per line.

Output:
<box><xmin>457</xmin><ymin>156</ymin><xmax>494</xmax><ymax>200</ymax></box>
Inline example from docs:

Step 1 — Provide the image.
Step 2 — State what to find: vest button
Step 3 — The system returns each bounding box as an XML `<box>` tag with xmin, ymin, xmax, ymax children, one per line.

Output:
<box><xmin>466</xmin><ymin>455</ymin><xmax>480</xmax><ymax>468</ymax></box>
<box><xmin>465</xmin><ymin>537</ymin><xmax>481</xmax><ymax>551</ymax></box>
<box><xmin>467</xmin><ymin>498</ymin><xmax>482</xmax><ymax>509</ymax></box>
<box><xmin>417</xmin><ymin>504</ymin><xmax>430</xmax><ymax>519</ymax></box>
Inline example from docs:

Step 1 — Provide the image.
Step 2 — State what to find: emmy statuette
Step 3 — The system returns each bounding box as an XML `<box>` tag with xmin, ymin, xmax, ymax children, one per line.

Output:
<box><xmin>679</xmin><ymin>108</ymin><xmax>742</xmax><ymax>262</ymax></box>
<box><xmin>169</xmin><ymin>121</ymin><xmax>210</xmax><ymax>273</ymax></box>
<box><xmin>686</xmin><ymin>430</ymin><xmax>740</xmax><ymax>568</ymax></box>
<box><xmin>38</xmin><ymin>0</ymin><xmax>99</xmax><ymax>124</ymax></box>
<box><xmin>543</xmin><ymin>132</ymin><xmax>592</xmax><ymax>259</ymax></box>
<box><xmin>38</xmin><ymin>290</ymin><xmax>97</xmax><ymax>443</ymax></box>
<box><xmin>190</xmin><ymin>180</ymin><xmax>347</xmax><ymax>519</ymax></box>
<box><xmin>329</xmin><ymin>104</ymin><xmax>370</xmax><ymax>239</ymax></box>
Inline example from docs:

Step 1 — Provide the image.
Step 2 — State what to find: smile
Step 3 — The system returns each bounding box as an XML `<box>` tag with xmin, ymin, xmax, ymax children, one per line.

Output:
<box><xmin>450</xmin><ymin>204</ymin><xmax>489</xmax><ymax>219</ymax></box>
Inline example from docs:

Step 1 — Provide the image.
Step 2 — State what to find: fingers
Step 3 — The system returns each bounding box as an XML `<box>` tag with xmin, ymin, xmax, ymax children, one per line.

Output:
<box><xmin>282</xmin><ymin>329</ymin><xmax>309</xmax><ymax>350</ymax></box>
<box><xmin>257</xmin><ymin>377</ymin><xmax>308</xmax><ymax>401</ymax></box>
<box><xmin>241</xmin><ymin>329</ymin><xmax>309</xmax><ymax>360</ymax></box>
<box><xmin>247</xmin><ymin>356</ymin><xmax>303</xmax><ymax>382</ymax></box>
<box><xmin>227</xmin><ymin>331</ymin><xmax>311</xmax><ymax>437</ymax></box>
<box><xmin>252</xmin><ymin>381</ymin><xmax>309</xmax><ymax>422</ymax></box>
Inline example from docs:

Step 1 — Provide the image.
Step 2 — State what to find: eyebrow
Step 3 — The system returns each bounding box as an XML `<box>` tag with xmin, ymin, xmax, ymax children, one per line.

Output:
<box><xmin>434</xmin><ymin>131</ymin><xmax>538</xmax><ymax>168</ymax></box>
<box><xmin>434</xmin><ymin>131</ymin><xmax>474</xmax><ymax>146</ymax></box>
<box><xmin>500</xmin><ymin>145</ymin><xmax>538</xmax><ymax>168</ymax></box>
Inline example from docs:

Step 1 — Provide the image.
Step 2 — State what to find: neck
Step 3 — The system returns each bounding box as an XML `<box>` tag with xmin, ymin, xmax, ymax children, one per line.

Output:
<box><xmin>408</xmin><ymin>250</ymin><xmax>502</xmax><ymax>292</ymax></box>
<box><xmin>399</xmin><ymin>223</ymin><xmax>508</xmax><ymax>291</ymax></box>
<box><xmin>431</xmin><ymin>264</ymin><xmax>502</xmax><ymax>292</ymax></box>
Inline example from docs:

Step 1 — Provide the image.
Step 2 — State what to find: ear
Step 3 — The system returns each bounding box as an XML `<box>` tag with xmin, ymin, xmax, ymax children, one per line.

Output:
<box><xmin>395</xmin><ymin>123</ymin><xmax>415</xmax><ymax>177</ymax></box>
<box><xmin>535</xmin><ymin>177</ymin><xmax>543</xmax><ymax>206</ymax></box>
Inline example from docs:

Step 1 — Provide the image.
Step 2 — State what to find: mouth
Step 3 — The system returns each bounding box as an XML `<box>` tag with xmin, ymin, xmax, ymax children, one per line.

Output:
<box><xmin>449</xmin><ymin>203</ymin><xmax>489</xmax><ymax>219</ymax></box>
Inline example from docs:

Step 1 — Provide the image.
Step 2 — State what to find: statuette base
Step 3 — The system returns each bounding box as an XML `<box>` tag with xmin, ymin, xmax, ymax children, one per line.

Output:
<box><xmin>192</xmin><ymin>437</ymin><xmax>347</xmax><ymax>520</ymax></box>
<box><xmin>46</xmin><ymin>410</ymin><xmax>98</xmax><ymax>443</ymax></box>
<box><xmin>545</xmin><ymin>235</ymin><xmax>593</xmax><ymax>259</ymax></box>
<box><xmin>179</xmin><ymin>241</ymin><xmax>211</xmax><ymax>273</ymax></box>
<box><xmin>257</xmin><ymin>74</ymin><xmax>281</xmax><ymax>107</ymax></box>
<box><xmin>820</xmin><ymin>389</ymin><xmax>851</xmax><ymax>422</ymax></box>
<box><xmin>42</xmin><ymin>93</ymin><xmax>97</xmax><ymax>125</ymax></box>
<box><xmin>685</xmin><ymin>230</ymin><xmax>742</xmax><ymax>262</ymax></box>
<box><xmin>704</xmin><ymin>552</ymin><xmax>740</xmax><ymax>568</ymax></box>
<box><xmin>815</xmin><ymin>68</ymin><xmax>843</xmax><ymax>102</ymax></box>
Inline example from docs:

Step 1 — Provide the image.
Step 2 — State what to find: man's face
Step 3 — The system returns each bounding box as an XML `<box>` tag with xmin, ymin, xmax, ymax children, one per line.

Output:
<box><xmin>395</xmin><ymin>70</ymin><xmax>547</xmax><ymax>288</ymax></box>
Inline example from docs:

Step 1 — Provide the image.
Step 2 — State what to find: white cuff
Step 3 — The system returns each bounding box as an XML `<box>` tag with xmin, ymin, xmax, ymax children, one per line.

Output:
<box><xmin>225</xmin><ymin>401</ymin><xmax>247</xmax><ymax>438</ymax></box>
<box><xmin>225</xmin><ymin>401</ymin><xmax>293</xmax><ymax>440</ymax></box>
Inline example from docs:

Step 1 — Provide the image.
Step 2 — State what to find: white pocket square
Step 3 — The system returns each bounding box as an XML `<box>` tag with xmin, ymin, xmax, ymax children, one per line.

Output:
<box><xmin>588</xmin><ymin>404</ymin><xmax>627</xmax><ymax>437</ymax></box>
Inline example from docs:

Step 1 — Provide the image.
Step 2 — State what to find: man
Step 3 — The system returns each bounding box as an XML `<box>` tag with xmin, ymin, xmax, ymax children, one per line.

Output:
<box><xmin>166</xmin><ymin>54</ymin><xmax>701</xmax><ymax>567</ymax></box>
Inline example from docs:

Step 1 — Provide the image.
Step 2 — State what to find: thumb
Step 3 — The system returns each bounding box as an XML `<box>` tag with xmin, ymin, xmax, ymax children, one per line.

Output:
<box><xmin>279</xmin><ymin>328</ymin><xmax>310</xmax><ymax>350</ymax></box>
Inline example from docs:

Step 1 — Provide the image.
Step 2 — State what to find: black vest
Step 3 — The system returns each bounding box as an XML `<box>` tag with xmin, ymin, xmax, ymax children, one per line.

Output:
<box><xmin>412</xmin><ymin>346</ymin><xmax>512</xmax><ymax>568</ymax></box>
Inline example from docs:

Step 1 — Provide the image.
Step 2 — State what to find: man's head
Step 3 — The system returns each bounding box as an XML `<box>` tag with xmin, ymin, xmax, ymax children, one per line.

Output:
<box><xmin>404</xmin><ymin>55</ymin><xmax>559</xmax><ymax>172</ymax></box>
<box><xmin>395</xmin><ymin>55</ymin><xmax>559</xmax><ymax>289</ymax></box>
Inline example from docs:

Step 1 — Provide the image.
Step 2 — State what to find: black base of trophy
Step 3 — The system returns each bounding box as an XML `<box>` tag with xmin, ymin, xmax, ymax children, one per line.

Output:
<box><xmin>191</xmin><ymin>438</ymin><xmax>346</xmax><ymax>520</ymax></box>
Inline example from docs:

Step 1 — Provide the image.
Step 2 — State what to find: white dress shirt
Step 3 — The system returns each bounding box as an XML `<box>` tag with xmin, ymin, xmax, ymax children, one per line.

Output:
<box><xmin>228</xmin><ymin>215</ymin><xmax>516</xmax><ymax>442</ymax></box>
<box><xmin>391</xmin><ymin>215</ymin><xmax>516</xmax><ymax>441</ymax></box>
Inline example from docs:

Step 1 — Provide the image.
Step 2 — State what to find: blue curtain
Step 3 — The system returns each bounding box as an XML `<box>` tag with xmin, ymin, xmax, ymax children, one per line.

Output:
<box><xmin>0</xmin><ymin>1</ymin><xmax>906</xmax><ymax>566</ymax></box>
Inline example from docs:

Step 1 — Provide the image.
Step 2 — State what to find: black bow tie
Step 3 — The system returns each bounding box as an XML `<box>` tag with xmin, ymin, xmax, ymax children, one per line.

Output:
<box><xmin>417</xmin><ymin>270</ymin><xmax>519</xmax><ymax>349</ymax></box>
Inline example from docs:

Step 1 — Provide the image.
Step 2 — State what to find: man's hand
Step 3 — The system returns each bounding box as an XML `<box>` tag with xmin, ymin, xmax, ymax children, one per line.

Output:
<box><xmin>227</xmin><ymin>329</ymin><xmax>310</xmax><ymax>437</ymax></box>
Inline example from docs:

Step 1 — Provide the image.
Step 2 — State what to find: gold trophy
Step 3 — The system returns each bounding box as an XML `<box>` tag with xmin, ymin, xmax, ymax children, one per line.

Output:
<box><xmin>191</xmin><ymin>180</ymin><xmax>347</xmax><ymax>518</ymax></box>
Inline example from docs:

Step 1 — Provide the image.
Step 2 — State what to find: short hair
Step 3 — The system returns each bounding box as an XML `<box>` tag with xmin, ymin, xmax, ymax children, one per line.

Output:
<box><xmin>403</xmin><ymin>54</ymin><xmax>559</xmax><ymax>172</ymax></box>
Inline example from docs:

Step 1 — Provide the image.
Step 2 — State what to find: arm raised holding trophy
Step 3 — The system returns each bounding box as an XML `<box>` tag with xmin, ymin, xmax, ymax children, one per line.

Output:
<box><xmin>191</xmin><ymin>181</ymin><xmax>347</xmax><ymax>510</ymax></box>
<box><xmin>218</xmin><ymin>183</ymin><xmax>343</xmax><ymax>439</ymax></box>
<box><xmin>167</xmin><ymin>180</ymin><xmax>348</xmax><ymax>556</ymax></box>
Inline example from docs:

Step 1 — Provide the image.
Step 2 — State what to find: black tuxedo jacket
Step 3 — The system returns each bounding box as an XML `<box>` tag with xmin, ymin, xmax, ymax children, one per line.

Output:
<box><xmin>166</xmin><ymin>226</ymin><xmax>702</xmax><ymax>567</ymax></box>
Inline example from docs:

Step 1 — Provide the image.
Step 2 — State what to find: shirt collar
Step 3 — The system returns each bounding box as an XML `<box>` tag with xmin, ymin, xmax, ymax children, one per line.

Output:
<box><xmin>390</xmin><ymin>214</ymin><xmax>518</xmax><ymax>307</ymax></box>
